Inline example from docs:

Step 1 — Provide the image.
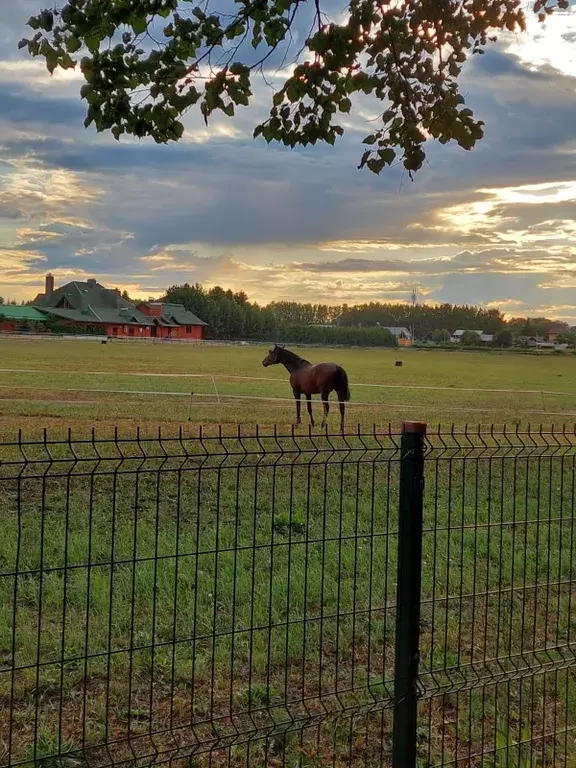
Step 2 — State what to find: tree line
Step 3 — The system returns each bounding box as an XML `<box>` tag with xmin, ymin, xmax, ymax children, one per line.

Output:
<box><xmin>159</xmin><ymin>283</ymin><xmax>572</xmax><ymax>346</ymax></box>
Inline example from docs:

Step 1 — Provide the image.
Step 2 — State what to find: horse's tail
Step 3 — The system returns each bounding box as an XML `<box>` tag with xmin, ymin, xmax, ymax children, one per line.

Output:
<box><xmin>334</xmin><ymin>366</ymin><xmax>350</xmax><ymax>401</ymax></box>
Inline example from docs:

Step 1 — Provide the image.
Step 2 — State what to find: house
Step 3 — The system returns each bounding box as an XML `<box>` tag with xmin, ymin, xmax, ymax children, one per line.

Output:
<box><xmin>137</xmin><ymin>301</ymin><xmax>207</xmax><ymax>339</ymax></box>
<box><xmin>33</xmin><ymin>275</ymin><xmax>154</xmax><ymax>337</ymax></box>
<box><xmin>451</xmin><ymin>329</ymin><xmax>493</xmax><ymax>344</ymax></box>
<box><xmin>0</xmin><ymin>305</ymin><xmax>49</xmax><ymax>332</ymax></box>
<box><xmin>382</xmin><ymin>327</ymin><xmax>413</xmax><ymax>347</ymax></box>
<box><xmin>32</xmin><ymin>275</ymin><xmax>207</xmax><ymax>339</ymax></box>
<box><xmin>545</xmin><ymin>324</ymin><xmax>568</xmax><ymax>343</ymax></box>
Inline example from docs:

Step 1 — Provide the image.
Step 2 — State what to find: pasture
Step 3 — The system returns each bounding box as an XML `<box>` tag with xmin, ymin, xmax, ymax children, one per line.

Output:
<box><xmin>1</xmin><ymin>338</ymin><xmax>575</xmax><ymax>766</ymax></box>
<box><xmin>0</xmin><ymin>338</ymin><xmax>575</xmax><ymax>434</ymax></box>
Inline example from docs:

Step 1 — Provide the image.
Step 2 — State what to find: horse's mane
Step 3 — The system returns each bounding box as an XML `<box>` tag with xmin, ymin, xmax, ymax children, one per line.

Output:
<box><xmin>279</xmin><ymin>347</ymin><xmax>311</xmax><ymax>368</ymax></box>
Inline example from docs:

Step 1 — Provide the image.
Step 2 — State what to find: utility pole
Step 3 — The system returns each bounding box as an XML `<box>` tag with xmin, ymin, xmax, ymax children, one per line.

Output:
<box><xmin>409</xmin><ymin>286</ymin><xmax>419</xmax><ymax>342</ymax></box>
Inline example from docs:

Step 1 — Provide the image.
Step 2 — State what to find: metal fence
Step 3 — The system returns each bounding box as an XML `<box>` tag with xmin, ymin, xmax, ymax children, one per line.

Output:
<box><xmin>0</xmin><ymin>424</ymin><xmax>575</xmax><ymax>767</ymax></box>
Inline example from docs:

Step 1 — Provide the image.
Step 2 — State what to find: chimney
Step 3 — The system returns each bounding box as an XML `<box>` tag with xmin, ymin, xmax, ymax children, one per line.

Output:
<box><xmin>45</xmin><ymin>273</ymin><xmax>54</xmax><ymax>299</ymax></box>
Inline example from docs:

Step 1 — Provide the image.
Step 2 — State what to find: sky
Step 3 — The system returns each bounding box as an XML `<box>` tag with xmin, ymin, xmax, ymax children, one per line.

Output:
<box><xmin>1</xmin><ymin>1</ymin><xmax>576</xmax><ymax>319</ymax></box>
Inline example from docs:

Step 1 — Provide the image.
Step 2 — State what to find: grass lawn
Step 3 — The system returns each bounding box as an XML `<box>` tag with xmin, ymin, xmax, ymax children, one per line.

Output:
<box><xmin>0</xmin><ymin>339</ymin><xmax>576</xmax><ymax>434</ymax></box>
<box><xmin>1</xmin><ymin>340</ymin><xmax>575</xmax><ymax>766</ymax></box>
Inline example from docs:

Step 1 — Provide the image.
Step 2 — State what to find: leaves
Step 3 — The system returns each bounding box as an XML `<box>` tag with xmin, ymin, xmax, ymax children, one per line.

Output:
<box><xmin>131</xmin><ymin>15</ymin><xmax>147</xmax><ymax>36</ymax></box>
<box><xmin>66</xmin><ymin>36</ymin><xmax>82</xmax><ymax>53</ymax></box>
<box><xmin>21</xmin><ymin>0</ymin><xmax>563</xmax><ymax>175</ymax></box>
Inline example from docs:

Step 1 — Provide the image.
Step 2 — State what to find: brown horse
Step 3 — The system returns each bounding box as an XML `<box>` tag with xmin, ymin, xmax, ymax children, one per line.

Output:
<box><xmin>262</xmin><ymin>345</ymin><xmax>350</xmax><ymax>431</ymax></box>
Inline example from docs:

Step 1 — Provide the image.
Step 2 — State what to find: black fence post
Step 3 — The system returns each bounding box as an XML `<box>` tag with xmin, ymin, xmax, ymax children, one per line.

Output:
<box><xmin>392</xmin><ymin>420</ymin><xmax>427</xmax><ymax>768</ymax></box>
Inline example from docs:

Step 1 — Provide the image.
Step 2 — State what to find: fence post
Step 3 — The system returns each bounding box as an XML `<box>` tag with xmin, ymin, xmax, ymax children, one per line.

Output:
<box><xmin>392</xmin><ymin>420</ymin><xmax>427</xmax><ymax>768</ymax></box>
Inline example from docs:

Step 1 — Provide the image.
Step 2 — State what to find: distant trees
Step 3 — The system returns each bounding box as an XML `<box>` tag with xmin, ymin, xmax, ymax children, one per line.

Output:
<box><xmin>337</xmin><ymin>302</ymin><xmax>505</xmax><ymax>337</ymax></box>
<box><xmin>158</xmin><ymin>282</ymin><xmax>572</xmax><ymax>348</ymax></box>
<box><xmin>162</xmin><ymin>283</ymin><xmax>397</xmax><ymax>346</ymax></box>
<box><xmin>431</xmin><ymin>328</ymin><xmax>451</xmax><ymax>343</ymax></box>
<box><xmin>556</xmin><ymin>332</ymin><xmax>576</xmax><ymax>349</ymax></box>
<box><xmin>492</xmin><ymin>329</ymin><xmax>512</xmax><ymax>347</ymax></box>
<box><xmin>507</xmin><ymin>317</ymin><xmax>568</xmax><ymax>337</ymax></box>
<box><xmin>459</xmin><ymin>331</ymin><xmax>481</xmax><ymax>346</ymax></box>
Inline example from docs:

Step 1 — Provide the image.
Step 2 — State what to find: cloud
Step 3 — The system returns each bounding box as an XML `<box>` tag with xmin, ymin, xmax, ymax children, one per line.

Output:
<box><xmin>1</xmin><ymin>2</ymin><xmax>576</xmax><ymax>320</ymax></box>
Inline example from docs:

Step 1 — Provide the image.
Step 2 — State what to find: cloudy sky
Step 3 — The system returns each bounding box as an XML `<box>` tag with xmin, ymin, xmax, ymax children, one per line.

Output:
<box><xmin>1</xmin><ymin>1</ymin><xmax>576</xmax><ymax>318</ymax></box>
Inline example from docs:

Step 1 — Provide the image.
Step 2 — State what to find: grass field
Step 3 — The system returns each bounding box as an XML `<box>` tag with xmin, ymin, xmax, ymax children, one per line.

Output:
<box><xmin>0</xmin><ymin>338</ymin><xmax>576</xmax><ymax>435</ymax></box>
<box><xmin>1</xmin><ymin>339</ymin><xmax>576</xmax><ymax>766</ymax></box>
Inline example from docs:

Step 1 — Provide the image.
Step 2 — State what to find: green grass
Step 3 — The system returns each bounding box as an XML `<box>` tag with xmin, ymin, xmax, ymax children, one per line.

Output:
<box><xmin>1</xmin><ymin>340</ymin><xmax>576</xmax><ymax>766</ymax></box>
<box><xmin>0</xmin><ymin>339</ymin><xmax>576</xmax><ymax>433</ymax></box>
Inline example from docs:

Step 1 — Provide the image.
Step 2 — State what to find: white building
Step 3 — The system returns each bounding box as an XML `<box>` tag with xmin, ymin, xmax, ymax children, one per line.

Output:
<box><xmin>451</xmin><ymin>329</ymin><xmax>493</xmax><ymax>344</ymax></box>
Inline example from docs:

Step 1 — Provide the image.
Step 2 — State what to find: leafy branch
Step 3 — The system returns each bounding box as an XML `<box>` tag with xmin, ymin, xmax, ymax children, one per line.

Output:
<box><xmin>19</xmin><ymin>0</ymin><xmax>569</xmax><ymax>174</ymax></box>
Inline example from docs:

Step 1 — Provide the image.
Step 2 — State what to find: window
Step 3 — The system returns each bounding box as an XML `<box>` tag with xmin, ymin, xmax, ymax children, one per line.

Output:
<box><xmin>112</xmin><ymin>327</ymin><xmax>118</xmax><ymax>336</ymax></box>
<box><xmin>128</xmin><ymin>327</ymin><xmax>134</xmax><ymax>336</ymax></box>
<box><xmin>186</xmin><ymin>325</ymin><xmax>192</xmax><ymax>333</ymax></box>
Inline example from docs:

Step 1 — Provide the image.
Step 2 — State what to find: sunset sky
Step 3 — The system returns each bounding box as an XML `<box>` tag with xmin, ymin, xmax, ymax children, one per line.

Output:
<box><xmin>1</xmin><ymin>1</ymin><xmax>576</xmax><ymax>318</ymax></box>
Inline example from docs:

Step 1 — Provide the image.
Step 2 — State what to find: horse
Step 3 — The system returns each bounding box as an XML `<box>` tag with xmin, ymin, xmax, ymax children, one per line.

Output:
<box><xmin>262</xmin><ymin>344</ymin><xmax>350</xmax><ymax>431</ymax></box>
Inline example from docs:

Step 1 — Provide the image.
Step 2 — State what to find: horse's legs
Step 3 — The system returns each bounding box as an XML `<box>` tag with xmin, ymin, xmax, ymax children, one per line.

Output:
<box><xmin>293</xmin><ymin>389</ymin><xmax>301</xmax><ymax>427</ymax></box>
<box><xmin>305</xmin><ymin>393</ymin><xmax>314</xmax><ymax>427</ymax></box>
<box><xmin>339</xmin><ymin>399</ymin><xmax>345</xmax><ymax>433</ymax></box>
<box><xmin>320</xmin><ymin>391</ymin><xmax>330</xmax><ymax>428</ymax></box>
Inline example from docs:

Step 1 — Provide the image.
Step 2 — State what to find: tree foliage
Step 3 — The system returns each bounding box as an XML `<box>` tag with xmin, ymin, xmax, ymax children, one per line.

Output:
<box><xmin>507</xmin><ymin>316</ymin><xmax>568</xmax><ymax>337</ymax></box>
<box><xmin>459</xmin><ymin>330</ymin><xmax>481</xmax><ymax>346</ymax></box>
<box><xmin>555</xmin><ymin>332</ymin><xmax>576</xmax><ymax>348</ymax></box>
<box><xmin>21</xmin><ymin>0</ymin><xmax>567</xmax><ymax>174</ymax></box>
<box><xmin>162</xmin><ymin>283</ymin><xmax>398</xmax><ymax>345</ymax></box>
<box><xmin>337</xmin><ymin>301</ymin><xmax>505</xmax><ymax>336</ymax></box>
<box><xmin>492</xmin><ymin>329</ymin><xmax>512</xmax><ymax>347</ymax></box>
<box><xmin>159</xmin><ymin>282</ymin><xmax>573</xmax><ymax>347</ymax></box>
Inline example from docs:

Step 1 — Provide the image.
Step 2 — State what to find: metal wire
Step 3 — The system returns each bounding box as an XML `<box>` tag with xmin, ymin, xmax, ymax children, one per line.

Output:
<box><xmin>0</xmin><ymin>425</ymin><xmax>575</xmax><ymax>767</ymax></box>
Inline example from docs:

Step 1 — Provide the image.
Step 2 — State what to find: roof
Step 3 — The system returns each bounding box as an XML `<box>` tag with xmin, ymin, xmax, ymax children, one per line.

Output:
<box><xmin>0</xmin><ymin>305</ymin><xmax>47</xmax><ymax>321</ymax></box>
<box><xmin>453</xmin><ymin>329</ymin><xmax>484</xmax><ymax>337</ymax></box>
<box><xmin>382</xmin><ymin>326</ymin><xmax>412</xmax><ymax>337</ymax></box>
<box><xmin>33</xmin><ymin>280</ymin><xmax>154</xmax><ymax>326</ymax></box>
<box><xmin>157</xmin><ymin>303</ymin><xmax>207</xmax><ymax>326</ymax></box>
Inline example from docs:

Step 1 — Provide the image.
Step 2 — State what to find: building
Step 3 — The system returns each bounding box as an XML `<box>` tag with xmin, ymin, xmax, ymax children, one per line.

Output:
<box><xmin>451</xmin><ymin>329</ymin><xmax>492</xmax><ymax>344</ymax></box>
<box><xmin>32</xmin><ymin>275</ymin><xmax>207</xmax><ymax>339</ymax></box>
<box><xmin>137</xmin><ymin>301</ymin><xmax>207</xmax><ymax>339</ymax></box>
<box><xmin>545</xmin><ymin>324</ymin><xmax>568</xmax><ymax>343</ymax></box>
<box><xmin>382</xmin><ymin>327</ymin><xmax>413</xmax><ymax>347</ymax></box>
<box><xmin>0</xmin><ymin>305</ymin><xmax>49</xmax><ymax>332</ymax></box>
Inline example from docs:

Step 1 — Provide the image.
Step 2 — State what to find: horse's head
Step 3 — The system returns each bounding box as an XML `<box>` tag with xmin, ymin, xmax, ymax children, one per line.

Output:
<box><xmin>262</xmin><ymin>344</ymin><xmax>284</xmax><ymax>367</ymax></box>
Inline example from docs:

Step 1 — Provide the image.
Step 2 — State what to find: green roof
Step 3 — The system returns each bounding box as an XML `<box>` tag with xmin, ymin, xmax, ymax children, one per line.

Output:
<box><xmin>34</xmin><ymin>280</ymin><xmax>154</xmax><ymax>326</ymax></box>
<box><xmin>31</xmin><ymin>282</ymin><xmax>208</xmax><ymax>328</ymax></box>
<box><xmin>159</xmin><ymin>303</ymin><xmax>207</xmax><ymax>326</ymax></box>
<box><xmin>0</xmin><ymin>305</ymin><xmax>47</xmax><ymax>321</ymax></box>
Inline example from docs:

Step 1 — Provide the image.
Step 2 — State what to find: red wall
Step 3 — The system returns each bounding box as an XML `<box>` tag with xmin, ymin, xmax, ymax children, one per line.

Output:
<box><xmin>106</xmin><ymin>324</ymin><xmax>149</xmax><ymax>338</ymax></box>
<box><xmin>106</xmin><ymin>323</ymin><xmax>203</xmax><ymax>339</ymax></box>
<box><xmin>0</xmin><ymin>318</ymin><xmax>203</xmax><ymax>339</ymax></box>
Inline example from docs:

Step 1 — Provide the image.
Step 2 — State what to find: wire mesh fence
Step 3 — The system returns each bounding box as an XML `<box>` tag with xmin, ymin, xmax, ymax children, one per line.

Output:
<box><xmin>0</xmin><ymin>424</ymin><xmax>575</xmax><ymax>767</ymax></box>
